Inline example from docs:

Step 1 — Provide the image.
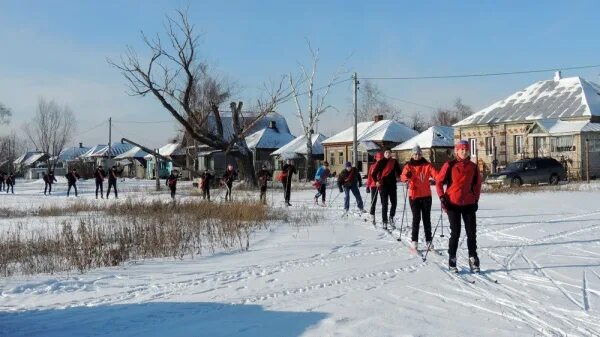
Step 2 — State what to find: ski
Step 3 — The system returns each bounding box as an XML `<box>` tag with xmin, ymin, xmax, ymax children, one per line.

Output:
<box><xmin>472</xmin><ymin>272</ymin><xmax>499</xmax><ymax>284</ymax></box>
<box><xmin>448</xmin><ymin>270</ymin><xmax>476</xmax><ymax>284</ymax></box>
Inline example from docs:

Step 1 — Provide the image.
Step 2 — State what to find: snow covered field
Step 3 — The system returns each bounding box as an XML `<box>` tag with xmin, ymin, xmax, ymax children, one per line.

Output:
<box><xmin>1</xmin><ymin>178</ymin><xmax>600</xmax><ymax>336</ymax></box>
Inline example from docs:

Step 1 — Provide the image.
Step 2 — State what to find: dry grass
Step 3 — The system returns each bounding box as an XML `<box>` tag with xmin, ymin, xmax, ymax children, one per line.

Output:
<box><xmin>0</xmin><ymin>200</ymin><xmax>288</xmax><ymax>276</ymax></box>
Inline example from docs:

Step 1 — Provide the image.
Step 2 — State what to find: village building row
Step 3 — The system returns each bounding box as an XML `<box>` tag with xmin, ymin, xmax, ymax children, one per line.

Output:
<box><xmin>8</xmin><ymin>72</ymin><xmax>600</xmax><ymax>181</ymax></box>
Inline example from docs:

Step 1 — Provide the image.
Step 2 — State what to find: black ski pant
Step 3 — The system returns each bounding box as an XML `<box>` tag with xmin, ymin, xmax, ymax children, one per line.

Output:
<box><xmin>379</xmin><ymin>185</ymin><xmax>397</xmax><ymax>224</ymax></box>
<box><xmin>6</xmin><ymin>183</ymin><xmax>13</xmax><ymax>194</ymax></box>
<box><xmin>410</xmin><ymin>196</ymin><xmax>433</xmax><ymax>242</ymax></box>
<box><xmin>225</xmin><ymin>182</ymin><xmax>233</xmax><ymax>201</ymax></box>
<box><xmin>95</xmin><ymin>180</ymin><xmax>103</xmax><ymax>198</ymax></box>
<box><xmin>44</xmin><ymin>182</ymin><xmax>53</xmax><ymax>195</ymax></box>
<box><xmin>0</xmin><ymin>181</ymin><xmax>4</xmax><ymax>191</ymax></box>
<box><xmin>202</xmin><ymin>187</ymin><xmax>210</xmax><ymax>201</ymax></box>
<box><xmin>369</xmin><ymin>189</ymin><xmax>378</xmax><ymax>215</ymax></box>
<box><xmin>260</xmin><ymin>186</ymin><xmax>267</xmax><ymax>204</ymax></box>
<box><xmin>314</xmin><ymin>184</ymin><xmax>327</xmax><ymax>202</ymax></box>
<box><xmin>283</xmin><ymin>181</ymin><xmax>292</xmax><ymax>203</ymax></box>
<box><xmin>169</xmin><ymin>186</ymin><xmax>176</xmax><ymax>199</ymax></box>
<box><xmin>447</xmin><ymin>204</ymin><xmax>478</xmax><ymax>260</ymax></box>
<box><xmin>106</xmin><ymin>180</ymin><xmax>117</xmax><ymax>198</ymax></box>
<box><xmin>67</xmin><ymin>183</ymin><xmax>78</xmax><ymax>197</ymax></box>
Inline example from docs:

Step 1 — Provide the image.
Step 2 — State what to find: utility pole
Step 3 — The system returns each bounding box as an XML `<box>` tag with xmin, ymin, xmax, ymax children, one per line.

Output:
<box><xmin>155</xmin><ymin>149</ymin><xmax>160</xmax><ymax>191</ymax></box>
<box><xmin>108</xmin><ymin>117</ymin><xmax>112</xmax><ymax>167</ymax></box>
<box><xmin>352</xmin><ymin>72</ymin><xmax>359</xmax><ymax>167</ymax></box>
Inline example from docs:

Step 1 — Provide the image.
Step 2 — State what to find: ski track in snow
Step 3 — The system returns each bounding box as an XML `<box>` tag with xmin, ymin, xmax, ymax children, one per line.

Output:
<box><xmin>1</xmin><ymin>182</ymin><xmax>600</xmax><ymax>336</ymax></box>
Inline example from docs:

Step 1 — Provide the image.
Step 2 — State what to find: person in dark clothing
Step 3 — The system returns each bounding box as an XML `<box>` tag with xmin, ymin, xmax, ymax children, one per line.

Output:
<box><xmin>366</xmin><ymin>152</ymin><xmax>384</xmax><ymax>223</ymax></box>
<box><xmin>94</xmin><ymin>165</ymin><xmax>106</xmax><ymax>199</ymax></box>
<box><xmin>66</xmin><ymin>168</ymin><xmax>81</xmax><ymax>197</ymax></box>
<box><xmin>166</xmin><ymin>170</ymin><xmax>179</xmax><ymax>199</ymax></box>
<box><xmin>43</xmin><ymin>171</ymin><xmax>57</xmax><ymax>195</ymax></box>
<box><xmin>0</xmin><ymin>172</ymin><xmax>5</xmax><ymax>191</ymax></box>
<box><xmin>281</xmin><ymin>159</ymin><xmax>297</xmax><ymax>206</ymax></box>
<box><xmin>370</xmin><ymin>149</ymin><xmax>402</xmax><ymax>229</ymax></box>
<box><xmin>436</xmin><ymin>140</ymin><xmax>482</xmax><ymax>273</ymax></box>
<box><xmin>257</xmin><ymin>164</ymin><xmax>271</xmax><ymax>205</ymax></box>
<box><xmin>222</xmin><ymin>164</ymin><xmax>237</xmax><ymax>202</ymax></box>
<box><xmin>337</xmin><ymin>162</ymin><xmax>364</xmax><ymax>214</ymax></box>
<box><xmin>200</xmin><ymin>169</ymin><xmax>213</xmax><ymax>201</ymax></box>
<box><xmin>106</xmin><ymin>166</ymin><xmax>118</xmax><ymax>199</ymax></box>
<box><xmin>313</xmin><ymin>161</ymin><xmax>331</xmax><ymax>205</ymax></box>
<box><xmin>400</xmin><ymin>145</ymin><xmax>439</xmax><ymax>252</ymax></box>
<box><xmin>5</xmin><ymin>173</ymin><xmax>15</xmax><ymax>194</ymax></box>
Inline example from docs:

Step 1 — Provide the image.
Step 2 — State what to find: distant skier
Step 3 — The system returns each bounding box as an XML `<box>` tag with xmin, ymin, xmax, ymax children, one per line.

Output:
<box><xmin>366</xmin><ymin>152</ymin><xmax>384</xmax><ymax>224</ymax></box>
<box><xmin>5</xmin><ymin>172</ymin><xmax>15</xmax><ymax>194</ymax></box>
<box><xmin>66</xmin><ymin>168</ymin><xmax>81</xmax><ymax>197</ymax></box>
<box><xmin>257</xmin><ymin>164</ymin><xmax>271</xmax><ymax>205</ymax></box>
<box><xmin>281</xmin><ymin>159</ymin><xmax>297</xmax><ymax>207</ymax></box>
<box><xmin>337</xmin><ymin>161</ymin><xmax>364</xmax><ymax>215</ymax></box>
<box><xmin>222</xmin><ymin>164</ymin><xmax>237</xmax><ymax>202</ymax></box>
<box><xmin>200</xmin><ymin>169</ymin><xmax>213</xmax><ymax>201</ymax></box>
<box><xmin>166</xmin><ymin>170</ymin><xmax>179</xmax><ymax>199</ymax></box>
<box><xmin>0</xmin><ymin>171</ymin><xmax>5</xmax><ymax>191</ymax></box>
<box><xmin>94</xmin><ymin>165</ymin><xmax>106</xmax><ymax>199</ymax></box>
<box><xmin>371</xmin><ymin>149</ymin><xmax>402</xmax><ymax>230</ymax></box>
<box><xmin>43</xmin><ymin>170</ymin><xmax>57</xmax><ymax>195</ymax></box>
<box><xmin>313</xmin><ymin>161</ymin><xmax>331</xmax><ymax>206</ymax></box>
<box><xmin>106</xmin><ymin>165</ymin><xmax>118</xmax><ymax>199</ymax></box>
<box><xmin>400</xmin><ymin>145</ymin><xmax>439</xmax><ymax>252</ymax></box>
<box><xmin>436</xmin><ymin>140</ymin><xmax>482</xmax><ymax>273</ymax></box>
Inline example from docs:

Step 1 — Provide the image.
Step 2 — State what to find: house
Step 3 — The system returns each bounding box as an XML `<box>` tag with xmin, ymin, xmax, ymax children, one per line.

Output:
<box><xmin>245</xmin><ymin>121</ymin><xmax>295</xmax><ymax>172</ymax></box>
<box><xmin>113</xmin><ymin>146</ymin><xmax>149</xmax><ymax>179</ymax></box>
<box><xmin>392</xmin><ymin>126</ymin><xmax>455</xmax><ymax>169</ymax></box>
<box><xmin>54</xmin><ymin>143</ymin><xmax>92</xmax><ymax>176</ymax></box>
<box><xmin>322</xmin><ymin>115</ymin><xmax>418</xmax><ymax>174</ymax></box>
<box><xmin>13</xmin><ymin>151</ymin><xmax>48</xmax><ymax>179</ymax></box>
<box><xmin>454</xmin><ymin>72</ymin><xmax>600</xmax><ymax>179</ymax></box>
<box><xmin>196</xmin><ymin>113</ymin><xmax>293</xmax><ymax>177</ymax></box>
<box><xmin>79</xmin><ymin>143</ymin><xmax>135</xmax><ymax>178</ymax></box>
<box><xmin>145</xmin><ymin>142</ymin><xmax>186</xmax><ymax>179</ymax></box>
<box><xmin>270</xmin><ymin>133</ymin><xmax>327</xmax><ymax>180</ymax></box>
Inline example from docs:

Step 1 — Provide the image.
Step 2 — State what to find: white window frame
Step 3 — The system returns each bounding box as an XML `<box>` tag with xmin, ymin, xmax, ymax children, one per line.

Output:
<box><xmin>469</xmin><ymin>138</ymin><xmax>477</xmax><ymax>158</ymax></box>
<box><xmin>514</xmin><ymin>135</ymin><xmax>523</xmax><ymax>155</ymax></box>
<box><xmin>485</xmin><ymin>136</ymin><xmax>495</xmax><ymax>156</ymax></box>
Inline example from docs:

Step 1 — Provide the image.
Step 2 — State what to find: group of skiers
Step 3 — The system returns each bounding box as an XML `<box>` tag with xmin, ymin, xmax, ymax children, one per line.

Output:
<box><xmin>0</xmin><ymin>172</ymin><xmax>16</xmax><ymax>194</ymax></box>
<box><xmin>305</xmin><ymin>140</ymin><xmax>481</xmax><ymax>273</ymax></box>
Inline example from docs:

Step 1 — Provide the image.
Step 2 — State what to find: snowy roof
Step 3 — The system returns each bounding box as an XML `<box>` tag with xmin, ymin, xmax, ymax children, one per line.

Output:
<box><xmin>530</xmin><ymin>119</ymin><xmax>600</xmax><ymax>136</ymax></box>
<box><xmin>358</xmin><ymin>141</ymin><xmax>381</xmax><ymax>151</ymax></box>
<box><xmin>57</xmin><ymin>146</ymin><xmax>91</xmax><ymax>161</ymax></box>
<box><xmin>245</xmin><ymin>126</ymin><xmax>295</xmax><ymax>150</ymax></box>
<box><xmin>113</xmin><ymin>146</ymin><xmax>150</xmax><ymax>160</ymax></box>
<box><xmin>90</xmin><ymin>143</ymin><xmax>135</xmax><ymax>158</ymax></box>
<box><xmin>456</xmin><ymin>76</ymin><xmax>600</xmax><ymax>126</ymax></box>
<box><xmin>271</xmin><ymin>133</ymin><xmax>327</xmax><ymax>157</ymax></box>
<box><xmin>81</xmin><ymin>145</ymin><xmax>108</xmax><ymax>158</ymax></box>
<box><xmin>206</xmin><ymin>112</ymin><xmax>291</xmax><ymax>141</ymax></box>
<box><xmin>144</xmin><ymin>143</ymin><xmax>185</xmax><ymax>160</ymax></box>
<box><xmin>392</xmin><ymin>126</ymin><xmax>455</xmax><ymax>151</ymax></box>
<box><xmin>321</xmin><ymin>120</ymin><xmax>418</xmax><ymax>145</ymax></box>
<box><xmin>14</xmin><ymin>151</ymin><xmax>47</xmax><ymax>166</ymax></box>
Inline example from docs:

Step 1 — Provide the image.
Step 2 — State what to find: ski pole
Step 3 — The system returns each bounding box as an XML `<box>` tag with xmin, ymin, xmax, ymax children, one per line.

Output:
<box><xmin>423</xmin><ymin>211</ymin><xmax>443</xmax><ymax>262</ymax></box>
<box><xmin>398</xmin><ymin>182</ymin><xmax>409</xmax><ymax>241</ymax></box>
<box><xmin>439</xmin><ymin>207</ymin><xmax>445</xmax><ymax>237</ymax></box>
<box><xmin>368</xmin><ymin>188</ymin><xmax>379</xmax><ymax>225</ymax></box>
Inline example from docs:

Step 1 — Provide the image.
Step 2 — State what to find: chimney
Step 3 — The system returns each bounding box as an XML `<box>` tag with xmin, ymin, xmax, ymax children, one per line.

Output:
<box><xmin>373</xmin><ymin>115</ymin><xmax>384</xmax><ymax>122</ymax></box>
<box><xmin>269</xmin><ymin>120</ymin><xmax>278</xmax><ymax>131</ymax></box>
<box><xmin>79</xmin><ymin>142</ymin><xmax>83</xmax><ymax>148</ymax></box>
<box><xmin>554</xmin><ymin>70</ymin><xmax>562</xmax><ymax>81</ymax></box>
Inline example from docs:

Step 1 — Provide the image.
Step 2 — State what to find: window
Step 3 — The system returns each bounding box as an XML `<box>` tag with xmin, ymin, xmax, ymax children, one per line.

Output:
<box><xmin>329</xmin><ymin>151</ymin><xmax>335</xmax><ymax>166</ymax></box>
<box><xmin>588</xmin><ymin>139</ymin><xmax>600</xmax><ymax>152</ymax></box>
<box><xmin>514</xmin><ymin>135</ymin><xmax>523</xmax><ymax>155</ymax></box>
<box><xmin>551</xmin><ymin>136</ymin><xmax>574</xmax><ymax>152</ymax></box>
<box><xmin>485</xmin><ymin>137</ymin><xmax>495</xmax><ymax>156</ymax></box>
<box><xmin>469</xmin><ymin>138</ymin><xmax>477</xmax><ymax>158</ymax></box>
<box><xmin>338</xmin><ymin>151</ymin><xmax>344</xmax><ymax>165</ymax></box>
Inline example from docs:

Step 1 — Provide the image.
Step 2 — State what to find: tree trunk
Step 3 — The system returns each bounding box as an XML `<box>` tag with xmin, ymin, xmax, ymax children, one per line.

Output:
<box><xmin>305</xmin><ymin>134</ymin><xmax>314</xmax><ymax>182</ymax></box>
<box><xmin>234</xmin><ymin>150</ymin><xmax>257</xmax><ymax>187</ymax></box>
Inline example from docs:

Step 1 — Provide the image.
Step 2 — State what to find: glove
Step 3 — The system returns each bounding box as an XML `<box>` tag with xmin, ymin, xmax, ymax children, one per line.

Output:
<box><xmin>473</xmin><ymin>203</ymin><xmax>478</xmax><ymax>212</ymax></box>
<box><xmin>339</xmin><ymin>186</ymin><xmax>343</xmax><ymax>193</ymax></box>
<box><xmin>405</xmin><ymin>171</ymin><xmax>413</xmax><ymax>179</ymax></box>
<box><xmin>440</xmin><ymin>195</ymin><xmax>448</xmax><ymax>212</ymax></box>
<box><xmin>366</xmin><ymin>187</ymin><xmax>370</xmax><ymax>194</ymax></box>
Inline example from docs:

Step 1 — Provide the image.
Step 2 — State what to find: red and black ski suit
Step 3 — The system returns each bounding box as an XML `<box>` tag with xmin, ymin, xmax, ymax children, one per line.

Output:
<box><xmin>400</xmin><ymin>158</ymin><xmax>438</xmax><ymax>243</ymax></box>
<box><xmin>370</xmin><ymin>157</ymin><xmax>402</xmax><ymax>224</ymax></box>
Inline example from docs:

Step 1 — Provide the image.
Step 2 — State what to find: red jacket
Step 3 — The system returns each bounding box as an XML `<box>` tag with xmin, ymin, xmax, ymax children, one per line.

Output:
<box><xmin>366</xmin><ymin>162</ymin><xmax>379</xmax><ymax>188</ymax></box>
<box><xmin>435</xmin><ymin>158</ymin><xmax>482</xmax><ymax>206</ymax></box>
<box><xmin>400</xmin><ymin>158</ymin><xmax>438</xmax><ymax>199</ymax></box>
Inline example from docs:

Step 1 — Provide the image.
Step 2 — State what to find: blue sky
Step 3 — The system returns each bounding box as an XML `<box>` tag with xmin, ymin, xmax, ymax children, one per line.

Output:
<box><xmin>2</xmin><ymin>0</ymin><xmax>600</xmax><ymax>148</ymax></box>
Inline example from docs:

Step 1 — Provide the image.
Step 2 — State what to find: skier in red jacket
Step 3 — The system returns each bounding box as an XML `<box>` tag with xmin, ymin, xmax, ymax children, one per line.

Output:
<box><xmin>436</xmin><ymin>140</ymin><xmax>482</xmax><ymax>273</ymax></box>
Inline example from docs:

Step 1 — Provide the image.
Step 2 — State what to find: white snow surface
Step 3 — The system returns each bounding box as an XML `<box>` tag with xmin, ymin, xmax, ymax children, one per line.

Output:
<box><xmin>456</xmin><ymin>76</ymin><xmax>600</xmax><ymax>126</ymax></box>
<box><xmin>1</xmin><ymin>179</ymin><xmax>600</xmax><ymax>336</ymax></box>
<box><xmin>271</xmin><ymin>133</ymin><xmax>327</xmax><ymax>158</ymax></box>
<box><xmin>392</xmin><ymin>126</ymin><xmax>455</xmax><ymax>151</ymax></box>
<box><xmin>245</xmin><ymin>127</ymin><xmax>295</xmax><ymax>150</ymax></box>
<box><xmin>322</xmin><ymin>120</ymin><xmax>418</xmax><ymax>144</ymax></box>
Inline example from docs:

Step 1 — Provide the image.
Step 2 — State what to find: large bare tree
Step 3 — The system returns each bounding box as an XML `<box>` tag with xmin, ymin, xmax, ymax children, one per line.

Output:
<box><xmin>0</xmin><ymin>102</ymin><xmax>11</xmax><ymax>125</ymax></box>
<box><xmin>108</xmin><ymin>9</ymin><xmax>287</xmax><ymax>186</ymax></box>
<box><xmin>24</xmin><ymin>97</ymin><xmax>76</xmax><ymax>171</ymax></box>
<box><xmin>0</xmin><ymin>133</ymin><xmax>25</xmax><ymax>173</ymax></box>
<box><xmin>289</xmin><ymin>42</ymin><xmax>345</xmax><ymax>179</ymax></box>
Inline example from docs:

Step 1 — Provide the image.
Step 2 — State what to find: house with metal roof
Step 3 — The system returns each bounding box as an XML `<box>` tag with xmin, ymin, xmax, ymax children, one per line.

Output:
<box><xmin>454</xmin><ymin>72</ymin><xmax>600</xmax><ymax>179</ymax></box>
<box><xmin>322</xmin><ymin>115</ymin><xmax>418</xmax><ymax>173</ymax></box>
<box><xmin>392</xmin><ymin>126</ymin><xmax>454</xmax><ymax>168</ymax></box>
<box><xmin>270</xmin><ymin>133</ymin><xmax>327</xmax><ymax>180</ymax></box>
<box><xmin>113</xmin><ymin>146</ymin><xmax>150</xmax><ymax>179</ymax></box>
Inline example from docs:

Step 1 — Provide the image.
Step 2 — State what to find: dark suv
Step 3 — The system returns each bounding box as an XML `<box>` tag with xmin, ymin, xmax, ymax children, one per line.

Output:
<box><xmin>485</xmin><ymin>157</ymin><xmax>567</xmax><ymax>187</ymax></box>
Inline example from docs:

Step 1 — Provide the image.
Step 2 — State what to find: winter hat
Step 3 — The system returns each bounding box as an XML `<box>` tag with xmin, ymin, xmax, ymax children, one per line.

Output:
<box><xmin>411</xmin><ymin>145</ymin><xmax>422</xmax><ymax>155</ymax></box>
<box><xmin>455</xmin><ymin>140</ymin><xmax>470</xmax><ymax>151</ymax></box>
<box><xmin>323</xmin><ymin>161</ymin><xmax>329</xmax><ymax>166</ymax></box>
<box><xmin>375</xmin><ymin>152</ymin><xmax>384</xmax><ymax>160</ymax></box>
<box><xmin>345</xmin><ymin>161</ymin><xmax>352</xmax><ymax>168</ymax></box>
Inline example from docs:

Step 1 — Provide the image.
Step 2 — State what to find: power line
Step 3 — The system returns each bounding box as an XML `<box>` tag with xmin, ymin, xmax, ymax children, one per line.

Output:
<box><xmin>113</xmin><ymin>120</ymin><xmax>174</xmax><ymax>124</ymax></box>
<box><xmin>73</xmin><ymin>120</ymin><xmax>107</xmax><ymax>137</ymax></box>
<box><xmin>360</xmin><ymin>63</ymin><xmax>600</xmax><ymax>80</ymax></box>
<box><xmin>379</xmin><ymin>93</ymin><xmax>438</xmax><ymax>111</ymax></box>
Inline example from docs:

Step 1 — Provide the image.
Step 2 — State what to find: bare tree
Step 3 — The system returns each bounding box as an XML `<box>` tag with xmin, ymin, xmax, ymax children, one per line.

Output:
<box><xmin>24</xmin><ymin>97</ymin><xmax>76</xmax><ymax>171</ymax></box>
<box><xmin>358</xmin><ymin>80</ymin><xmax>402</xmax><ymax>123</ymax></box>
<box><xmin>289</xmin><ymin>41</ymin><xmax>345</xmax><ymax>179</ymax></box>
<box><xmin>108</xmin><ymin>9</ymin><xmax>287</xmax><ymax>186</ymax></box>
<box><xmin>0</xmin><ymin>102</ymin><xmax>11</xmax><ymax>125</ymax></box>
<box><xmin>408</xmin><ymin>111</ymin><xmax>428</xmax><ymax>132</ymax></box>
<box><xmin>431</xmin><ymin>97</ymin><xmax>474</xmax><ymax>126</ymax></box>
<box><xmin>0</xmin><ymin>133</ymin><xmax>25</xmax><ymax>173</ymax></box>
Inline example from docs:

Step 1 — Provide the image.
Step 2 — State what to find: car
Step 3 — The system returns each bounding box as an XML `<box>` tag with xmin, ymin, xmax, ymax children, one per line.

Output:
<box><xmin>485</xmin><ymin>157</ymin><xmax>567</xmax><ymax>187</ymax></box>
